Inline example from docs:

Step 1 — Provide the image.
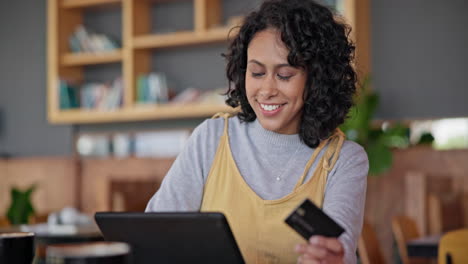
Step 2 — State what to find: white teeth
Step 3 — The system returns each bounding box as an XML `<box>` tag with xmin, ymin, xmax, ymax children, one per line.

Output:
<box><xmin>260</xmin><ymin>104</ymin><xmax>281</xmax><ymax>111</ymax></box>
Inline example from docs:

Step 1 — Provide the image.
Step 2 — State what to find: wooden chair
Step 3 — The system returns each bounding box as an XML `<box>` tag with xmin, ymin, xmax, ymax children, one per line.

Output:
<box><xmin>428</xmin><ymin>193</ymin><xmax>465</xmax><ymax>235</ymax></box>
<box><xmin>392</xmin><ymin>215</ymin><xmax>429</xmax><ymax>264</ymax></box>
<box><xmin>405</xmin><ymin>171</ymin><xmax>466</xmax><ymax>236</ymax></box>
<box><xmin>0</xmin><ymin>216</ymin><xmax>9</xmax><ymax>227</ymax></box>
<box><xmin>358</xmin><ymin>219</ymin><xmax>386</xmax><ymax>264</ymax></box>
<box><xmin>109</xmin><ymin>178</ymin><xmax>160</xmax><ymax>212</ymax></box>
<box><xmin>438</xmin><ymin>229</ymin><xmax>468</xmax><ymax>264</ymax></box>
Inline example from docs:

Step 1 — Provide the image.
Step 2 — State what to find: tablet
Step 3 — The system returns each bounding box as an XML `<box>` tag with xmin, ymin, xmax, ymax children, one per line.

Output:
<box><xmin>95</xmin><ymin>212</ymin><xmax>244</xmax><ymax>264</ymax></box>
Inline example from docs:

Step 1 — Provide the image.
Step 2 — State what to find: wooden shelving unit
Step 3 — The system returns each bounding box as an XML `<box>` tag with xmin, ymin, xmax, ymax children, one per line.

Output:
<box><xmin>50</xmin><ymin>104</ymin><xmax>235</xmax><ymax>124</ymax></box>
<box><xmin>47</xmin><ymin>0</ymin><xmax>369</xmax><ymax>124</ymax></box>
<box><xmin>62</xmin><ymin>0</ymin><xmax>121</xmax><ymax>9</ymax></box>
<box><xmin>47</xmin><ymin>0</ymin><xmax>239</xmax><ymax>124</ymax></box>
<box><xmin>61</xmin><ymin>50</ymin><xmax>123</xmax><ymax>66</ymax></box>
<box><xmin>133</xmin><ymin>28</ymin><xmax>233</xmax><ymax>50</ymax></box>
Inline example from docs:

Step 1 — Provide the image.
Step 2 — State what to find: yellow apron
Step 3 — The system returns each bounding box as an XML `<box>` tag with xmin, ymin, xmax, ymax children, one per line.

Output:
<box><xmin>201</xmin><ymin>113</ymin><xmax>345</xmax><ymax>264</ymax></box>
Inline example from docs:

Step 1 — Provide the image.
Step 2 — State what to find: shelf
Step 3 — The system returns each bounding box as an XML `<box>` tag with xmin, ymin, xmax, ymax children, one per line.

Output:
<box><xmin>62</xmin><ymin>0</ymin><xmax>121</xmax><ymax>9</ymax></box>
<box><xmin>49</xmin><ymin>0</ymin><xmax>369</xmax><ymax>125</ymax></box>
<box><xmin>133</xmin><ymin>27</ymin><xmax>236</xmax><ymax>49</ymax></box>
<box><xmin>61</xmin><ymin>50</ymin><xmax>123</xmax><ymax>66</ymax></box>
<box><xmin>49</xmin><ymin>104</ymin><xmax>237</xmax><ymax>124</ymax></box>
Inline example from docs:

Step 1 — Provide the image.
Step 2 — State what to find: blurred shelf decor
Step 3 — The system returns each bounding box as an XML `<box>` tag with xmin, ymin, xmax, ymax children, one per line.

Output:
<box><xmin>75</xmin><ymin>129</ymin><xmax>191</xmax><ymax>159</ymax></box>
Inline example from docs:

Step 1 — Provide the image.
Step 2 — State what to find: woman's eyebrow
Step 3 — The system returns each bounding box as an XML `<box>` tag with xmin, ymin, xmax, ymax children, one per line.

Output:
<box><xmin>248</xmin><ymin>59</ymin><xmax>291</xmax><ymax>69</ymax></box>
<box><xmin>248</xmin><ymin>59</ymin><xmax>265</xmax><ymax>66</ymax></box>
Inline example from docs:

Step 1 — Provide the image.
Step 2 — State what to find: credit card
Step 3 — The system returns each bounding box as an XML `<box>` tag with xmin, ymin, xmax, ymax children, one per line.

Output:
<box><xmin>285</xmin><ymin>199</ymin><xmax>345</xmax><ymax>240</ymax></box>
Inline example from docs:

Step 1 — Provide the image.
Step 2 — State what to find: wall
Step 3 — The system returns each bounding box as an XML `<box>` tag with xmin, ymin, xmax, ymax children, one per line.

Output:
<box><xmin>0</xmin><ymin>0</ymin><xmax>72</xmax><ymax>156</ymax></box>
<box><xmin>0</xmin><ymin>157</ymin><xmax>77</xmax><ymax>216</ymax></box>
<box><xmin>371</xmin><ymin>0</ymin><xmax>468</xmax><ymax>119</ymax></box>
<box><xmin>0</xmin><ymin>0</ymin><xmax>467</xmax><ymax>156</ymax></box>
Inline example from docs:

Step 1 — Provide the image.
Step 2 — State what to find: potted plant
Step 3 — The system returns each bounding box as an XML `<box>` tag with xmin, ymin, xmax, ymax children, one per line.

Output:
<box><xmin>6</xmin><ymin>185</ymin><xmax>36</xmax><ymax>225</ymax></box>
<box><xmin>340</xmin><ymin>77</ymin><xmax>412</xmax><ymax>175</ymax></box>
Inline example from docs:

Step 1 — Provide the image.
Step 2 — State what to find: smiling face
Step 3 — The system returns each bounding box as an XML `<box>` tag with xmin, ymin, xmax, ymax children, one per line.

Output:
<box><xmin>245</xmin><ymin>28</ymin><xmax>307</xmax><ymax>135</ymax></box>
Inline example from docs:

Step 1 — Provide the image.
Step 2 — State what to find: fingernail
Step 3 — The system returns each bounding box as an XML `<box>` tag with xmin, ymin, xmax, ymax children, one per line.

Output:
<box><xmin>294</xmin><ymin>244</ymin><xmax>301</xmax><ymax>252</ymax></box>
<box><xmin>309</xmin><ymin>236</ymin><xmax>319</xmax><ymax>244</ymax></box>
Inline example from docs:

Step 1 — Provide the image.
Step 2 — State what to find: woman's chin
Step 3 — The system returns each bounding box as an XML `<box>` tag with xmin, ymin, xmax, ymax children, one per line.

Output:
<box><xmin>257</xmin><ymin>119</ymin><xmax>282</xmax><ymax>133</ymax></box>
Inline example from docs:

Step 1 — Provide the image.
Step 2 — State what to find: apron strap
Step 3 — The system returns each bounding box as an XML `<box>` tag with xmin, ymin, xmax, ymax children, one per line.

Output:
<box><xmin>293</xmin><ymin>129</ymin><xmax>345</xmax><ymax>190</ymax></box>
<box><xmin>212</xmin><ymin>112</ymin><xmax>232</xmax><ymax>134</ymax></box>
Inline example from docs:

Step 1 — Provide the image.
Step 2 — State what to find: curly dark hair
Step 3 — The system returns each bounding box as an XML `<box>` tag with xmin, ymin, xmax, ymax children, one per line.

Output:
<box><xmin>224</xmin><ymin>0</ymin><xmax>357</xmax><ymax>148</ymax></box>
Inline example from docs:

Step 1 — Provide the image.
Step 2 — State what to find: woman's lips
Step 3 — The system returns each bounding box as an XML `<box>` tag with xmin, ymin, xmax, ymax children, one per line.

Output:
<box><xmin>258</xmin><ymin>103</ymin><xmax>285</xmax><ymax>116</ymax></box>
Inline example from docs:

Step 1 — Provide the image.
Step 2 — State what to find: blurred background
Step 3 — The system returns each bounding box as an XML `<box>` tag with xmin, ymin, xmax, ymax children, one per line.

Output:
<box><xmin>1</xmin><ymin>0</ymin><xmax>467</xmax><ymax>263</ymax></box>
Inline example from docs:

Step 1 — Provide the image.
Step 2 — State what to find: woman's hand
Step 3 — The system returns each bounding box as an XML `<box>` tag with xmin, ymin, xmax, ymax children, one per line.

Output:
<box><xmin>295</xmin><ymin>236</ymin><xmax>344</xmax><ymax>264</ymax></box>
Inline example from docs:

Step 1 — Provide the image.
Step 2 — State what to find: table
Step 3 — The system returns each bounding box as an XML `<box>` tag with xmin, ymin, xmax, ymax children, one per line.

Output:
<box><xmin>407</xmin><ymin>234</ymin><xmax>441</xmax><ymax>258</ymax></box>
<box><xmin>0</xmin><ymin>224</ymin><xmax>103</xmax><ymax>264</ymax></box>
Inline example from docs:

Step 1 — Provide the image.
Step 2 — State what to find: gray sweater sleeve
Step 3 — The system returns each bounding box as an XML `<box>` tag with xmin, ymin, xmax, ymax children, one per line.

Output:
<box><xmin>323</xmin><ymin>142</ymin><xmax>369</xmax><ymax>264</ymax></box>
<box><xmin>145</xmin><ymin>119</ymin><xmax>222</xmax><ymax>211</ymax></box>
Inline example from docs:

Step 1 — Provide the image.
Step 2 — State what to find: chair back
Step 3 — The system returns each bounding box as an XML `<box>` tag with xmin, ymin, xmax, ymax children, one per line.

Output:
<box><xmin>438</xmin><ymin>229</ymin><xmax>468</xmax><ymax>264</ymax></box>
<box><xmin>392</xmin><ymin>215</ymin><xmax>428</xmax><ymax>264</ymax></box>
<box><xmin>0</xmin><ymin>217</ymin><xmax>9</xmax><ymax>227</ymax></box>
<box><xmin>428</xmin><ymin>193</ymin><xmax>465</xmax><ymax>235</ymax></box>
<box><xmin>404</xmin><ymin>171</ymin><xmax>465</xmax><ymax>236</ymax></box>
<box><xmin>109</xmin><ymin>178</ymin><xmax>160</xmax><ymax>211</ymax></box>
<box><xmin>358</xmin><ymin>220</ymin><xmax>386</xmax><ymax>264</ymax></box>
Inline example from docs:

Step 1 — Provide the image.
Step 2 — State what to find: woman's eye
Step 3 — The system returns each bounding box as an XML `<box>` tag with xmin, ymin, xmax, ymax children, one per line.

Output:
<box><xmin>277</xmin><ymin>74</ymin><xmax>292</xmax><ymax>80</ymax></box>
<box><xmin>251</xmin><ymin>72</ymin><xmax>265</xmax><ymax>78</ymax></box>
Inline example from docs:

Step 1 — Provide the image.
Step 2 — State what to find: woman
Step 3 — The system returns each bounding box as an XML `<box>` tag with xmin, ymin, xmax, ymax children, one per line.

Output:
<box><xmin>146</xmin><ymin>0</ymin><xmax>368</xmax><ymax>263</ymax></box>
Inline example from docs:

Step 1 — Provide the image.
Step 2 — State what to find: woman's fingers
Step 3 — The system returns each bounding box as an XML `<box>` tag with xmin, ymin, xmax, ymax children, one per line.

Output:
<box><xmin>309</xmin><ymin>236</ymin><xmax>344</xmax><ymax>255</ymax></box>
<box><xmin>297</xmin><ymin>255</ymin><xmax>322</xmax><ymax>264</ymax></box>
<box><xmin>295</xmin><ymin>243</ymin><xmax>328</xmax><ymax>259</ymax></box>
<box><xmin>295</xmin><ymin>236</ymin><xmax>345</xmax><ymax>264</ymax></box>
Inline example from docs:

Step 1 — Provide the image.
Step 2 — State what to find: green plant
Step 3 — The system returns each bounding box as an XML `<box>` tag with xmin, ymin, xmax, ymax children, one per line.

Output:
<box><xmin>6</xmin><ymin>185</ymin><xmax>36</xmax><ymax>225</ymax></box>
<box><xmin>340</xmin><ymin>77</ymin><xmax>410</xmax><ymax>175</ymax></box>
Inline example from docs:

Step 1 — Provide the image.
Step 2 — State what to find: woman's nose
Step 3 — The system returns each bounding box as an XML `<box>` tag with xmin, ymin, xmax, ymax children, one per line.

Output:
<box><xmin>258</xmin><ymin>76</ymin><xmax>278</xmax><ymax>99</ymax></box>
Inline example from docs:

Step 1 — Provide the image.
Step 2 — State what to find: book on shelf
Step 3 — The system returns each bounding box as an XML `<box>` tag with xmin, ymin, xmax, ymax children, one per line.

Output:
<box><xmin>136</xmin><ymin>72</ymin><xmax>169</xmax><ymax>105</ymax></box>
<box><xmin>170</xmin><ymin>88</ymin><xmax>201</xmax><ymax>104</ymax></box>
<box><xmin>80</xmin><ymin>77</ymin><xmax>123</xmax><ymax>110</ymax></box>
<box><xmin>135</xmin><ymin>71</ymin><xmax>226</xmax><ymax>106</ymax></box>
<box><xmin>59</xmin><ymin>80</ymin><xmax>80</xmax><ymax>110</ymax></box>
<box><xmin>59</xmin><ymin>77</ymin><xmax>123</xmax><ymax>111</ymax></box>
<box><xmin>169</xmin><ymin>87</ymin><xmax>226</xmax><ymax>105</ymax></box>
<box><xmin>69</xmin><ymin>24</ymin><xmax>120</xmax><ymax>54</ymax></box>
